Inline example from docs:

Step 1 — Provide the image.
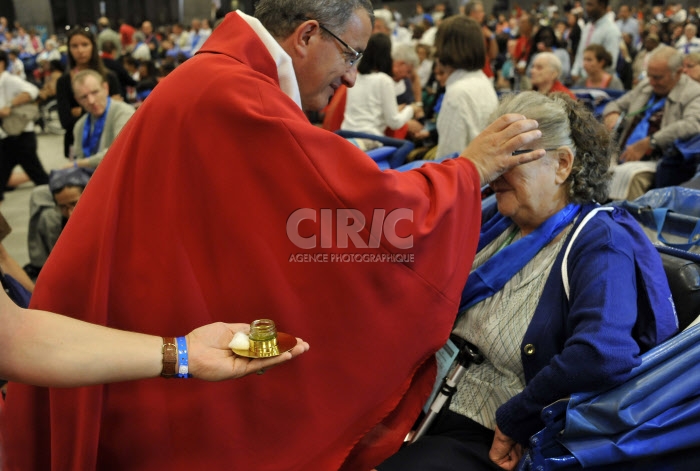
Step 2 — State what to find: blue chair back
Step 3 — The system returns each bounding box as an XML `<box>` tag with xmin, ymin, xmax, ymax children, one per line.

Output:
<box><xmin>335</xmin><ymin>130</ymin><xmax>414</xmax><ymax>169</ymax></box>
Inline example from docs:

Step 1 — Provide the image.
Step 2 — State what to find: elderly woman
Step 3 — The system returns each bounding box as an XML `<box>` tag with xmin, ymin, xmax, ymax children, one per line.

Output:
<box><xmin>682</xmin><ymin>51</ymin><xmax>700</xmax><ymax>82</ymax></box>
<box><xmin>375</xmin><ymin>92</ymin><xmax>678</xmax><ymax>471</ymax></box>
<box><xmin>575</xmin><ymin>44</ymin><xmax>625</xmax><ymax>90</ymax></box>
<box><xmin>433</xmin><ymin>15</ymin><xmax>498</xmax><ymax>160</ymax></box>
<box><xmin>529</xmin><ymin>52</ymin><xmax>576</xmax><ymax>99</ymax></box>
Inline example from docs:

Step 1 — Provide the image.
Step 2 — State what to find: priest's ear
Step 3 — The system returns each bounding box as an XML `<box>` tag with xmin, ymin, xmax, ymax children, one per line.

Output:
<box><xmin>283</xmin><ymin>19</ymin><xmax>321</xmax><ymax>60</ymax></box>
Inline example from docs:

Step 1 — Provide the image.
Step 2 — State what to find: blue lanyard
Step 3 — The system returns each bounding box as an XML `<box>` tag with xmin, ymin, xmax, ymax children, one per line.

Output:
<box><xmin>459</xmin><ymin>203</ymin><xmax>581</xmax><ymax>312</ymax></box>
<box><xmin>82</xmin><ymin>97</ymin><xmax>111</xmax><ymax>158</ymax></box>
<box><xmin>624</xmin><ymin>95</ymin><xmax>666</xmax><ymax>148</ymax></box>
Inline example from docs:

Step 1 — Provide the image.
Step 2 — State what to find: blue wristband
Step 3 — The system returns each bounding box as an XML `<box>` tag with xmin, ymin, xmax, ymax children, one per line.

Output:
<box><xmin>176</xmin><ymin>336</ymin><xmax>192</xmax><ymax>378</ymax></box>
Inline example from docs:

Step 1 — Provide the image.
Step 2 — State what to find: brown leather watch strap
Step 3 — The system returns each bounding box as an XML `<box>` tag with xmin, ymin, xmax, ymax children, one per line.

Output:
<box><xmin>161</xmin><ymin>337</ymin><xmax>178</xmax><ymax>378</ymax></box>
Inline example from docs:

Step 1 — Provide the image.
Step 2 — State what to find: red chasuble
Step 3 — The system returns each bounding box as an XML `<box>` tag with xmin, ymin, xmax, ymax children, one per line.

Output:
<box><xmin>4</xmin><ymin>12</ymin><xmax>481</xmax><ymax>471</ymax></box>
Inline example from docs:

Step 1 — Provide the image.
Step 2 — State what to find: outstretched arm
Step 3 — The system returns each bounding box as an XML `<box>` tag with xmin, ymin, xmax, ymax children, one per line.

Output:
<box><xmin>0</xmin><ymin>289</ymin><xmax>309</xmax><ymax>387</ymax></box>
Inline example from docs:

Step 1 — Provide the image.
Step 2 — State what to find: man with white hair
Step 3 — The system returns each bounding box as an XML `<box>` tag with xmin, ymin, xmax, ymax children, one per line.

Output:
<box><xmin>529</xmin><ymin>52</ymin><xmax>576</xmax><ymax>98</ymax></box>
<box><xmin>603</xmin><ymin>45</ymin><xmax>700</xmax><ymax>199</ymax></box>
<box><xmin>676</xmin><ymin>24</ymin><xmax>700</xmax><ymax>54</ymax></box>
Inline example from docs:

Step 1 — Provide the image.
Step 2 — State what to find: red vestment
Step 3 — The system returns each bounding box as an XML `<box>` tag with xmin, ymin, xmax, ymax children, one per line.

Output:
<box><xmin>4</xmin><ymin>12</ymin><xmax>481</xmax><ymax>471</ymax></box>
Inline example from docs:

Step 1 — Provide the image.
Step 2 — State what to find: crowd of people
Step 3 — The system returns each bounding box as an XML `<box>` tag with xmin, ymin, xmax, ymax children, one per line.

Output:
<box><xmin>325</xmin><ymin>0</ymin><xmax>700</xmax><ymax>196</ymax></box>
<box><xmin>0</xmin><ymin>0</ymin><xmax>695</xmax><ymax>470</ymax></box>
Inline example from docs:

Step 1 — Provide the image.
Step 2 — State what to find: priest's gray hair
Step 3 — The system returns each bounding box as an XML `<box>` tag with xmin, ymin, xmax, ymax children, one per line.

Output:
<box><xmin>255</xmin><ymin>0</ymin><xmax>374</xmax><ymax>39</ymax></box>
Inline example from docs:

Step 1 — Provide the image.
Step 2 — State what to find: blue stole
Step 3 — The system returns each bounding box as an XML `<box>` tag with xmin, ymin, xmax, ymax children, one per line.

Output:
<box><xmin>82</xmin><ymin>97</ymin><xmax>111</xmax><ymax>158</ymax></box>
<box><xmin>625</xmin><ymin>94</ymin><xmax>666</xmax><ymax>148</ymax></box>
<box><xmin>459</xmin><ymin>203</ymin><xmax>581</xmax><ymax>312</ymax></box>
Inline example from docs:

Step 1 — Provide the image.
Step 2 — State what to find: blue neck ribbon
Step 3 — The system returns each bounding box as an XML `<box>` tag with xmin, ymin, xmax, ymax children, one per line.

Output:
<box><xmin>625</xmin><ymin>94</ymin><xmax>666</xmax><ymax>148</ymax></box>
<box><xmin>459</xmin><ymin>203</ymin><xmax>581</xmax><ymax>312</ymax></box>
<box><xmin>82</xmin><ymin>97</ymin><xmax>111</xmax><ymax>158</ymax></box>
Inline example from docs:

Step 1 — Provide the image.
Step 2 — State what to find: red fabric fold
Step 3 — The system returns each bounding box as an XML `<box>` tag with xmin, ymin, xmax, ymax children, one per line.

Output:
<box><xmin>4</xmin><ymin>12</ymin><xmax>481</xmax><ymax>471</ymax></box>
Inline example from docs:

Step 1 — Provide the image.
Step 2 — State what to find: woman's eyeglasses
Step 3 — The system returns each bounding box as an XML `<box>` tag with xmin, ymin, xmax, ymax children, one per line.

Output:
<box><xmin>512</xmin><ymin>148</ymin><xmax>559</xmax><ymax>155</ymax></box>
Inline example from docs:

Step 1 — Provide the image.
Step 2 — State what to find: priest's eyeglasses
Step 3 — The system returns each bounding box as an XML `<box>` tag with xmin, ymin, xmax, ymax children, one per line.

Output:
<box><xmin>316</xmin><ymin>22</ymin><xmax>363</xmax><ymax>67</ymax></box>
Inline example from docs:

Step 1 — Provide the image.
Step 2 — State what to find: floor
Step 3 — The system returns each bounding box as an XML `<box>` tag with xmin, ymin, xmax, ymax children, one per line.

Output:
<box><xmin>3</xmin><ymin>131</ymin><xmax>67</xmax><ymax>268</ymax></box>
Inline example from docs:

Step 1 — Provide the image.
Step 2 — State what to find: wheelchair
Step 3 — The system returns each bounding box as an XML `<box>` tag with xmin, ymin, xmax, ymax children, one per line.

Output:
<box><xmin>407</xmin><ymin>190</ymin><xmax>700</xmax><ymax>470</ymax></box>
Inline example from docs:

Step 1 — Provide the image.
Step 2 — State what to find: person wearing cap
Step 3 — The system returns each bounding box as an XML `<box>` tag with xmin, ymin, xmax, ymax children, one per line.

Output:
<box><xmin>28</xmin><ymin>166</ymin><xmax>93</xmax><ymax>271</ymax></box>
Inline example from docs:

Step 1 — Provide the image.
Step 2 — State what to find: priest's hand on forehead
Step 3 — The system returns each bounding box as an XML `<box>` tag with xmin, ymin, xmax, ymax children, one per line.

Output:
<box><xmin>460</xmin><ymin>114</ymin><xmax>545</xmax><ymax>185</ymax></box>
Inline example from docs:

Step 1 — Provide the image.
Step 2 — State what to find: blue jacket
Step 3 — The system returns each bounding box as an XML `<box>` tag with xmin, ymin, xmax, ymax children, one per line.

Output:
<box><xmin>494</xmin><ymin>204</ymin><xmax>678</xmax><ymax>444</ymax></box>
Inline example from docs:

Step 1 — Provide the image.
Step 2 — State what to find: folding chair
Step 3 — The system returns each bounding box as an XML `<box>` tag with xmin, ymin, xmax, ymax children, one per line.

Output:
<box><xmin>335</xmin><ymin>130</ymin><xmax>415</xmax><ymax>169</ymax></box>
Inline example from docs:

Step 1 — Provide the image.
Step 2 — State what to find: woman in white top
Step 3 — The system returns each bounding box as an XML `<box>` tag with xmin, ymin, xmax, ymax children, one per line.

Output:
<box><xmin>434</xmin><ymin>16</ymin><xmax>499</xmax><ymax>159</ymax></box>
<box><xmin>341</xmin><ymin>33</ymin><xmax>421</xmax><ymax>136</ymax></box>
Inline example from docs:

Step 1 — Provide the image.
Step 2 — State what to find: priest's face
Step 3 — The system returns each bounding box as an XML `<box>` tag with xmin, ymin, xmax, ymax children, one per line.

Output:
<box><xmin>296</xmin><ymin>9</ymin><xmax>372</xmax><ymax>111</ymax></box>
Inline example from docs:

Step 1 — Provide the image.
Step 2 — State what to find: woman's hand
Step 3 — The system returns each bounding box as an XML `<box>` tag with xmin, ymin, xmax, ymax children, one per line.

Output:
<box><xmin>186</xmin><ymin>322</ymin><xmax>309</xmax><ymax>381</ymax></box>
<box><xmin>489</xmin><ymin>425</ymin><xmax>523</xmax><ymax>470</ymax></box>
<box><xmin>71</xmin><ymin>106</ymin><xmax>83</xmax><ymax>118</ymax></box>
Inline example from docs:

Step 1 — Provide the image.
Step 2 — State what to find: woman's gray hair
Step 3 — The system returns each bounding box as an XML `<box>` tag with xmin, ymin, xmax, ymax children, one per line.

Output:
<box><xmin>493</xmin><ymin>92</ymin><xmax>612</xmax><ymax>204</ymax></box>
<box><xmin>255</xmin><ymin>0</ymin><xmax>374</xmax><ymax>39</ymax></box>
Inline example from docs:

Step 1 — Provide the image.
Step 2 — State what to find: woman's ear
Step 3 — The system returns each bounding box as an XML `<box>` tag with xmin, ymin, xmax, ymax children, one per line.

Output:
<box><xmin>554</xmin><ymin>146</ymin><xmax>574</xmax><ymax>184</ymax></box>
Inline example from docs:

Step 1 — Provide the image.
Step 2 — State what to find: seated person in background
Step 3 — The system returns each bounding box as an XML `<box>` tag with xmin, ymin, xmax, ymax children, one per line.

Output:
<box><xmin>135</xmin><ymin>59</ymin><xmax>159</xmax><ymax>103</ymax></box>
<box><xmin>30</xmin><ymin>167</ymin><xmax>92</xmax><ymax>278</ymax></box>
<box><xmin>574</xmin><ymin>44</ymin><xmax>625</xmax><ymax>90</ymax></box>
<box><xmin>26</xmin><ymin>69</ymin><xmax>135</xmax><ymax>274</ymax></box>
<box><xmin>169</xmin><ymin>23</ymin><xmax>191</xmax><ymax>58</ymax></box>
<box><xmin>433</xmin><ymin>16</ymin><xmax>498</xmax><ymax>160</ymax></box>
<box><xmin>376</xmin><ymin>91</ymin><xmax>678</xmax><ymax>471</ymax></box>
<box><xmin>603</xmin><ymin>45</ymin><xmax>700</xmax><ymax>200</ymax></box>
<box><xmin>0</xmin><ymin>50</ymin><xmax>49</xmax><ymax>200</ymax></box>
<box><xmin>415</xmin><ymin>43</ymin><xmax>433</xmax><ymax>90</ymax></box>
<box><xmin>7</xmin><ymin>49</ymin><xmax>25</xmax><ymax>80</ymax></box>
<box><xmin>36</xmin><ymin>59</ymin><xmax>64</xmax><ymax>104</ymax></box>
<box><xmin>340</xmin><ymin>33</ymin><xmax>422</xmax><ymax>142</ymax></box>
<box><xmin>682</xmin><ymin>51</ymin><xmax>700</xmax><ymax>83</ymax></box>
<box><xmin>529</xmin><ymin>52</ymin><xmax>576</xmax><ymax>99</ymax></box>
<box><xmin>631</xmin><ymin>33</ymin><xmax>661</xmax><ymax>87</ymax></box>
<box><xmin>100</xmin><ymin>39</ymin><xmax>137</xmax><ymax>95</ymax></box>
<box><xmin>526</xmin><ymin>25</ymin><xmax>570</xmax><ymax>85</ymax></box>
<box><xmin>408</xmin><ymin>59</ymin><xmax>448</xmax><ymax>159</ymax></box>
<box><xmin>392</xmin><ymin>43</ymin><xmax>422</xmax><ymax>106</ymax></box>
<box><xmin>675</xmin><ymin>23</ymin><xmax>700</xmax><ymax>55</ymax></box>
<box><xmin>34</xmin><ymin>38</ymin><xmax>61</xmax><ymax>66</ymax></box>
<box><xmin>131</xmin><ymin>31</ymin><xmax>152</xmax><ymax>62</ymax></box>
<box><xmin>67</xmin><ymin>69</ymin><xmax>135</xmax><ymax>168</ymax></box>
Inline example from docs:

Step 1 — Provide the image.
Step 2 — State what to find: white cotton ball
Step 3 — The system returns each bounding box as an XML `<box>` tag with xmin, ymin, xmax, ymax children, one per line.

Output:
<box><xmin>229</xmin><ymin>331</ymin><xmax>251</xmax><ymax>351</ymax></box>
